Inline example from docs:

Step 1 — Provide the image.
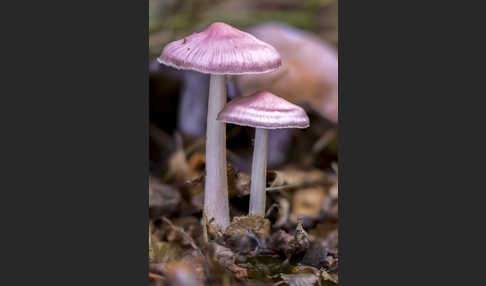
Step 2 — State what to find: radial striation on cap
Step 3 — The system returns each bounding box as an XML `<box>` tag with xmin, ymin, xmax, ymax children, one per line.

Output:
<box><xmin>157</xmin><ymin>22</ymin><xmax>282</xmax><ymax>75</ymax></box>
<box><xmin>217</xmin><ymin>91</ymin><xmax>310</xmax><ymax>129</ymax></box>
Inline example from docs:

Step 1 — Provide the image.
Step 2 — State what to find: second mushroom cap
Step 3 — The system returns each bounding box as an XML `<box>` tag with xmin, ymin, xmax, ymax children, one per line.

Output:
<box><xmin>217</xmin><ymin>91</ymin><xmax>310</xmax><ymax>129</ymax></box>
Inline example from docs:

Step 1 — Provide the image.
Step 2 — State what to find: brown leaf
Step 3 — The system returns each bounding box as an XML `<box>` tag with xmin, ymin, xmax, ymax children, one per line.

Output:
<box><xmin>207</xmin><ymin>242</ymin><xmax>248</xmax><ymax>280</ymax></box>
<box><xmin>149</xmin><ymin>177</ymin><xmax>181</xmax><ymax>218</ymax></box>
<box><xmin>291</xmin><ymin>186</ymin><xmax>326</xmax><ymax>221</ymax></box>
<box><xmin>270</xmin><ymin>218</ymin><xmax>309</xmax><ymax>257</ymax></box>
<box><xmin>267</xmin><ymin>170</ymin><xmax>286</xmax><ymax>188</ymax></box>
<box><xmin>228</xmin><ymin>165</ymin><xmax>251</xmax><ymax>197</ymax></box>
<box><xmin>187</xmin><ymin>152</ymin><xmax>205</xmax><ymax>174</ymax></box>
<box><xmin>278</xmin><ymin>273</ymin><xmax>320</xmax><ymax>286</ymax></box>
<box><xmin>150</xmin><ymin>241</ymin><xmax>180</xmax><ymax>264</ymax></box>
<box><xmin>168</xmin><ymin>150</ymin><xmax>199</xmax><ymax>184</ymax></box>
<box><xmin>224</xmin><ymin>216</ymin><xmax>271</xmax><ymax>255</ymax></box>
<box><xmin>280</xmin><ymin>168</ymin><xmax>330</xmax><ymax>186</ymax></box>
<box><xmin>162</xmin><ymin>216</ymin><xmax>201</xmax><ymax>247</ymax></box>
<box><xmin>270</xmin><ymin>230</ymin><xmax>295</xmax><ymax>256</ymax></box>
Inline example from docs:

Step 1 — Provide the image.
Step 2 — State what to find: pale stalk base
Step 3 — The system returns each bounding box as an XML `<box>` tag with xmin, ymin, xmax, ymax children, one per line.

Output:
<box><xmin>204</xmin><ymin>74</ymin><xmax>230</xmax><ymax>230</ymax></box>
<box><xmin>249</xmin><ymin>128</ymin><xmax>268</xmax><ymax>216</ymax></box>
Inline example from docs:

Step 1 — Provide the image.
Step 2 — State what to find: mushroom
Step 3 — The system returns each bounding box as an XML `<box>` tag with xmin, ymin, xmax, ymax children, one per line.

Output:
<box><xmin>217</xmin><ymin>91</ymin><xmax>309</xmax><ymax>216</ymax></box>
<box><xmin>237</xmin><ymin>22</ymin><xmax>338</xmax><ymax>123</ymax></box>
<box><xmin>158</xmin><ymin>22</ymin><xmax>281</xmax><ymax>230</ymax></box>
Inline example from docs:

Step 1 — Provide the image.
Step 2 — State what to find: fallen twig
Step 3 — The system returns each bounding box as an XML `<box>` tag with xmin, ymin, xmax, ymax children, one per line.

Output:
<box><xmin>265</xmin><ymin>182</ymin><xmax>322</xmax><ymax>192</ymax></box>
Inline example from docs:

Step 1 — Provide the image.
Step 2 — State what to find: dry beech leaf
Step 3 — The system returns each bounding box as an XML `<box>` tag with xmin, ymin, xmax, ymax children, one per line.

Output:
<box><xmin>207</xmin><ymin>242</ymin><xmax>248</xmax><ymax>280</ymax></box>
<box><xmin>224</xmin><ymin>216</ymin><xmax>271</xmax><ymax>255</ymax></box>
<box><xmin>233</xmin><ymin>172</ymin><xmax>251</xmax><ymax>196</ymax></box>
<box><xmin>277</xmin><ymin>264</ymin><xmax>338</xmax><ymax>286</ymax></box>
<box><xmin>270</xmin><ymin>230</ymin><xmax>295</xmax><ymax>256</ymax></box>
<box><xmin>300</xmin><ymin>241</ymin><xmax>331</xmax><ymax>269</ymax></box>
<box><xmin>228</xmin><ymin>165</ymin><xmax>250</xmax><ymax>197</ymax></box>
<box><xmin>281</xmin><ymin>168</ymin><xmax>329</xmax><ymax>186</ymax></box>
<box><xmin>270</xmin><ymin>218</ymin><xmax>310</xmax><ymax>258</ymax></box>
<box><xmin>277</xmin><ymin>273</ymin><xmax>320</xmax><ymax>286</ymax></box>
<box><xmin>291</xmin><ymin>186</ymin><xmax>326</xmax><ymax>221</ymax></box>
<box><xmin>228</xmin><ymin>170</ymin><xmax>285</xmax><ymax>198</ymax></box>
<box><xmin>163</xmin><ymin>216</ymin><xmax>200</xmax><ymax>247</ymax></box>
<box><xmin>187</xmin><ymin>152</ymin><xmax>205</xmax><ymax>174</ymax></box>
<box><xmin>168</xmin><ymin>150</ymin><xmax>200</xmax><ymax>184</ymax></box>
<box><xmin>267</xmin><ymin>170</ymin><xmax>286</xmax><ymax>188</ymax></box>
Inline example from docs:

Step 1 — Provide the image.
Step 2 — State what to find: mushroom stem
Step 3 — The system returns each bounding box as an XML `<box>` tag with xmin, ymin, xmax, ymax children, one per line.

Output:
<box><xmin>249</xmin><ymin>128</ymin><xmax>268</xmax><ymax>216</ymax></box>
<box><xmin>204</xmin><ymin>74</ymin><xmax>230</xmax><ymax>230</ymax></box>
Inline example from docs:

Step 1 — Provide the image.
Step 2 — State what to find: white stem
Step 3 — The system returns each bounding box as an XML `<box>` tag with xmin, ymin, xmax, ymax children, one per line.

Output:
<box><xmin>204</xmin><ymin>74</ymin><xmax>229</xmax><ymax>230</ymax></box>
<box><xmin>249</xmin><ymin>128</ymin><xmax>268</xmax><ymax>216</ymax></box>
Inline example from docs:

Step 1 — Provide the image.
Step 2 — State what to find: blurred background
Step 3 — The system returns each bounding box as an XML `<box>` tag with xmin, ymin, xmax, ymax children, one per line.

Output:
<box><xmin>149</xmin><ymin>0</ymin><xmax>337</xmax><ymax>59</ymax></box>
<box><xmin>149</xmin><ymin>1</ymin><xmax>339</xmax><ymax>284</ymax></box>
<box><xmin>149</xmin><ymin>0</ymin><xmax>338</xmax><ymax>173</ymax></box>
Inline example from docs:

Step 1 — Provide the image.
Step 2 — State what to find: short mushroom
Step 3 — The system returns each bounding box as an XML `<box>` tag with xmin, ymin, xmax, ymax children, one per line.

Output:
<box><xmin>237</xmin><ymin>22</ymin><xmax>338</xmax><ymax>123</ymax></box>
<box><xmin>158</xmin><ymin>22</ymin><xmax>281</xmax><ymax>230</ymax></box>
<box><xmin>217</xmin><ymin>91</ymin><xmax>309</xmax><ymax>216</ymax></box>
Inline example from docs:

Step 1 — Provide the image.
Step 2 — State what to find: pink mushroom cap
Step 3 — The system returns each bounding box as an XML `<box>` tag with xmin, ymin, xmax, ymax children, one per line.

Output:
<box><xmin>157</xmin><ymin>22</ymin><xmax>282</xmax><ymax>75</ymax></box>
<box><xmin>217</xmin><ymin>91</ymin><xmax>310</xmax><ymax>129</ymax></box>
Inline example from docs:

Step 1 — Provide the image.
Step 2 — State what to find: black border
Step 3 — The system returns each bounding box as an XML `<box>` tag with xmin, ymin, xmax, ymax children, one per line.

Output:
<box><xmin>4</xmin><ymin>0</ymin><xmax>149</xmax><ymax>284</ymax></box>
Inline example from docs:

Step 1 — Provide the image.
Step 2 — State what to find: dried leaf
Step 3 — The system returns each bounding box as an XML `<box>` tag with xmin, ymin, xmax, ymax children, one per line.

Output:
<box><xmin>277</xmin><ymin>264</ymin><xmax>338</xmax><ymax>286</ymax></box>
<box><xmin>162</xmin><ymin>216</ymin><xmax>200</xmax><ymax>247</ymax></box>
<box><xmin>278</xmin><ymin>273</ymin><xmax>320</xmax><ymax>286</ymax></box>
<box><xmin>187</xmin><ymin>152</ymin><xmax>205</xmax><ymax>173</ymax></box>
<box><xmin>267</xmin><ymin>170</ymin><xmax>286</xmax><ymax>188</ymax></box>
<box><xmin>291</xmin><ymin>186</ymin><xmax>326</xmax><ymax>221</ymax></box>
<box><xmin>207</xmin><ymin>242</ymin><xmax>248</xmax><ymax>280</ymax></box>
<box><xmin>281</xmin><ymin>168</ymin><xmax>329</xmax><ymax>186</ymax></box>
<box><xmin>224</xmin><ymin>216</ymin><xmax>271</xmax><ymax>255</ymax></box>
<box><xmin>151</xmin><ymin>241</ymin><xmax>180</xmax><ymax>263</ymax></box>
<box><xmin>300</xmin><ymin>242</ymin><xmax>330</xmax><ymax>269</ymax></box>
<box><xmin>228</xmin><ymin>165</ymin><xmax>251</xmax><ymax>197</ymax></box>
<box><xmin>149</xmin><ymin>178</ymin><xmax>181</xmax><ymax>218</ymax></box>
<box><xmin>233</xmin><ymin>173</ymin><xmax>251</xmax><ymax>197</ymax></box>
<box><xmin>270</xmin><ymin>218</ymin><xmax>309</xmax><ymax>257</ymax></box>
<box><xmin>168</xmin><ymin>150</ymin><xmax>199</xmax><ymax>184</ymax></box>
<box><xmin>270</xmin><ymin>230</ymin><xmax>295</xmax><ymax>256</ymax></box>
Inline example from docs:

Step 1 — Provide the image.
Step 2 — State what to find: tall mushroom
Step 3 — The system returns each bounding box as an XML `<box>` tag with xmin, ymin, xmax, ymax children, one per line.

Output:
<box><xmin>217</xmin><ymin>91</ymin><xmax>309</xmax><ymax>216</ymax></box>
<box><xmin>158</xmin><ymin>23</ymin><xmax>281</xmax><ymax>230</ymax></box>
